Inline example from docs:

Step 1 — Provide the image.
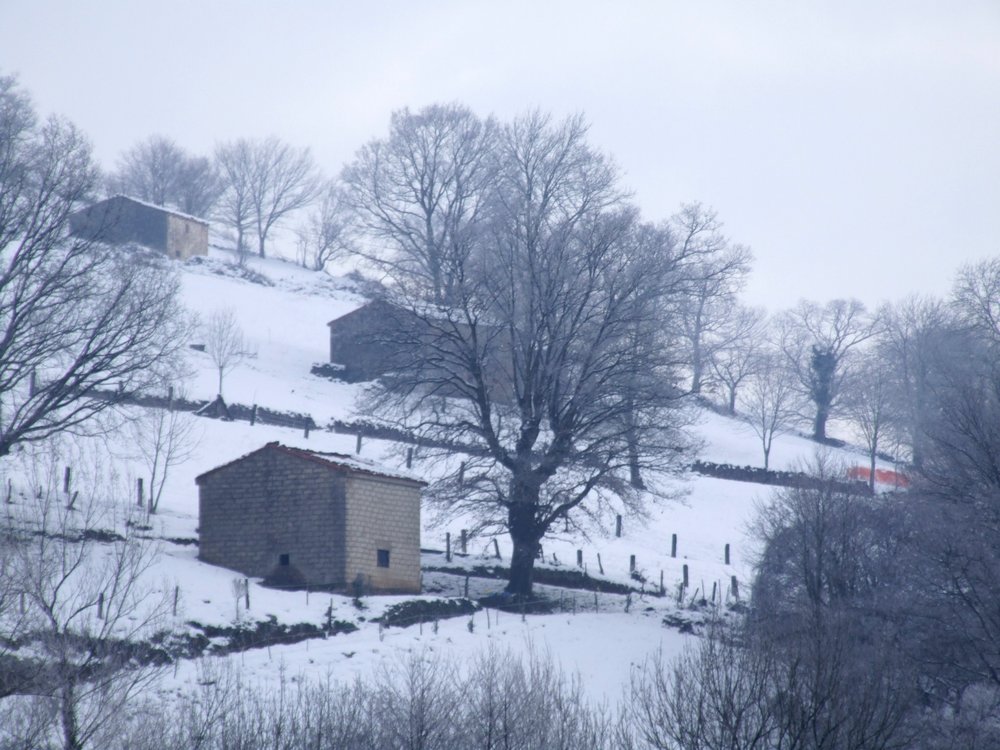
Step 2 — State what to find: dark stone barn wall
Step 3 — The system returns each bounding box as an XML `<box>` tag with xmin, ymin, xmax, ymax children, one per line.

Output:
<box><xmin>69</xmin><ymin>196</ymin><xmax>168</xmax><ymax>250</ymax></box>
<box><xmin>198</xmin><ymin>450</ymin><xmax>347</xmax><ymax>586</ymax></box>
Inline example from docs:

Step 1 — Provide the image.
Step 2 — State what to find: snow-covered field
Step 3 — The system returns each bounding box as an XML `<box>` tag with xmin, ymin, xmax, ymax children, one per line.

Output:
<box><xmin>7</xmin><ymin>247</ymin><xmax>893</xmax><ymax>706</ymax></box>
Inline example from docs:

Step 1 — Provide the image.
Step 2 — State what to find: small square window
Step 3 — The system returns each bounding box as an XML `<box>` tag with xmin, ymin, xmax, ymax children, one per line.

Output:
<box><xmin>377</xmin><ymin>549</ymin><xmax>390</xmax><ymax>568</ymax></box>
<box><xmin>279</xmin><ymin>553</ymin><xmax>290</xmax><ymax>566</ymax></box>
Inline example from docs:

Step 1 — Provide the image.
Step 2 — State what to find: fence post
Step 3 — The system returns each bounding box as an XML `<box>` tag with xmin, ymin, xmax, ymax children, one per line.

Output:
<box><xmin>168</xmin><ymin>385</ymin><xmax>174</xmax><ymax>411</ymax></box>
<box><xmin>493</xmin><ymin>538</ymin><xmax>501</xmax><ymax>559</ymax></box>
<box><xmin>731</xmin><ymin>575</ymin><xmax>739</xmax><ymax>601</ymax></box>
<box><xmin>576</xmin><ymin>549</ymin><xmax>583</xmax><ymax>568</ymax></box>
<box><xmin>303</xmin><ymin>419</ymin><xmax>310</xmax><ymax>439</ymax></box>
<box><xmin>64</xmin><ymin>467</ymin><xmax>71</xmax><ymax>495</ymax></box>
<box><xmin>250</xmin><ymin>404</ymin><xmax>257</xmax><ymax>426</ymax></box>
<box><xmin>597</xmin><ymin>553</ymin><xmax>604</xmax><ymax>574</ymax></box>
<box><xmin>446</xmin><ymin>532</ymin><xmax>452</xmax><ymax>562</ymax></box>
<box><xmin>683</xmin><ymin>564</ymin><xmax>689</xmax><ymax>589</ymax></box>
<box><xmin>244</xmin><ymin>578</ymin><xmax>250</xmax><ymax>609</ymax></box>
<box><xmin>136</xmin><ymin>478</ymin><xmax>143</xmax><ymax>508</ymax></box>
<box><xmin>671</xmin><ymin>533</ymin><xmax>677</xmax><ymax>558</ymax></box>
<box><xmin>355</xmin><ymin>433</ymin><xmax>362</xmax><ymax>454</ymax></box>
<box><xmin>659</xmin><ymin>570</ymin><xmax>664</xmax><ymax>595</ymax></box>
<box><xmin>97</xmin><ymin>592</ymin><xmax>104</xmax><ymax>620</ymax></box>
<box><xmin>724</xmin><ymin>543</ymin><xmax>730</xmax><ymax>565</ymax></box>
<box><xmin>406</xmin><ymin>448</ymin><xmax>413</xmax><ymax>468</ymax></box>
<box><xmin>615</xmin><ymin>514</ymin><xmax>622</xmax><ymax>538</ymax></box>
<box><xmin>461</xmin><ymin>529</ymin><xmax>467</xmax><ymax>554</ymax></box>
<box><xmin>629</xmin><ymin>554</ymin><xmax>636</xmax><ymax>573</ymax></box>
<box><xmin>464</xmin><ymin>575</ymin><xmax>469</xmax><ymax>598</ymax></box>
<box><xmin>173</xmin><ymin>585</ymin><xmax>180</xmax><ymax>616</ymax></box>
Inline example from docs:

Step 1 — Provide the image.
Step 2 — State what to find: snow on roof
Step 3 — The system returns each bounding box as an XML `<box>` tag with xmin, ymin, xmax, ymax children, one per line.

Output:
<box><xmin>109</xmin><ymin>194</ymin><xmax>211</xmax><ymax>226</ymax></box>
<box><xmin>195</xmin><ymin>441</ymin><xmax>426</xmax><ymax>486</ymax></box>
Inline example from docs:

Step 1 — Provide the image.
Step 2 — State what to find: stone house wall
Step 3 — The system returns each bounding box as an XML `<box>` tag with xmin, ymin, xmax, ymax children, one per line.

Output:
<box><xmin>343</xmin><ymin>474</ymin><xmax>422</xmax><ymax>593</ymax></box>
<box><xmin>198</xmin><ymin>448</ymin><xmax>347</xmax><ymax>586</ymax></box>
<box><xmin>327</xmin><ymin>300</ymin><xmax>413</xmax><ymax>382</ymax></box>
<box><xmin>165</xmin><ymin>212</ymin><xmax>209</xmax><ymax>260</ymax></box>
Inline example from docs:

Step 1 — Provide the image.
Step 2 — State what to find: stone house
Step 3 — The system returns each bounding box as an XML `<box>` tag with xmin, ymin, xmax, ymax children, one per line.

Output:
<box><xmin>196</xmin><ymin>442</ymin><xmax>424</xmax><ymax>593</ymax></box>
<box><xmin>326</xmin><ymin>299</ymin><xmax>419</xmax><ymax>382</ymax></box>
<box><xmin>327</xmin><ymin>299</ymin><xmax>511</xmax><ymax>395</ymax></box>
<box><xmin>69</xmin><ymin>194</ymin><xmax>209</xmax><ymax>260</ymax></box>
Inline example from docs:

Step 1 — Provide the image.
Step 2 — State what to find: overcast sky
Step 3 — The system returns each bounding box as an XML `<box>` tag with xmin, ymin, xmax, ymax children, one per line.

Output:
<box><xmin>3</xmin><ymin>1</ymin><xmax>998</xmax><ymax>310</ymax></box>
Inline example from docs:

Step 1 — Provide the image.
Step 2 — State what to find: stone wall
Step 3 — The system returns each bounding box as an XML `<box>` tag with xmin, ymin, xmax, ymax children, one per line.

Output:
<box><xmin>70</xmin><ymin>196</ymin><xmax>167</xmax><ymax>249</ymax></box>
<box><xmin>165</xmin><ymin>212</ymin><xmax>209</xmax><ymax>259</ymax></box>
<box><xmin>198</xmin><ymin>449</ymin><xmax>347</xmax><ymax>586</ymax></box>
<box><xmin>343</xmin><ymin>474</ymin><xmax>422</xmax><ymax>593</ymax></box>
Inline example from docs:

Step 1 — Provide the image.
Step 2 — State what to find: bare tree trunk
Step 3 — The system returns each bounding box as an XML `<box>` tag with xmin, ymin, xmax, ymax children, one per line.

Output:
<box><xmin>869</xmin><ymin>444</ymin><xmax>877</xmax><ymax>492</ymax></box>
<box><xmin>62</xmin><ymin>677</ymin><xmax>80</xmax><ymax>750</ymax></box>
<box><xmin>505</xmin><ymin>495</ymin><xmax>541</xmax><ymax>597</ymax></box>
<box><xmin>627</xmin><ymin>428</ymin><xmax>646</xmax><ymax>489</ymax></box>
<box><xmin>813</xmin><ymin>406</ymin><xmax>829</xmax><ymax>442</ymax></box>
<box><xmin>506</xmin><ymin>534</ymin><xmax>540</xmax><ymax>598</ymax></box>
<box><xmin>691</xmin><ymin>338</ymin><xmax>704</xmax><ymax>394</ymax></box>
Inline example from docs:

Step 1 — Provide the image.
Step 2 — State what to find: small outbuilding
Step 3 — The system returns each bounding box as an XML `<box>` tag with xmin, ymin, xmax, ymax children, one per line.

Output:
<box><xmin>69</xmin><ymin>194</ymin><xmax>209</xmax><ymax>260</ymax></box>
<box><xmin>327</xmin><ymin>299</ymin><xmax>416</xmax><ymax>382</ymax></box>
<box><xmin>196</xmin><ymin>442</ymin><xmax>424</xmax><ymax>593</ymax></box>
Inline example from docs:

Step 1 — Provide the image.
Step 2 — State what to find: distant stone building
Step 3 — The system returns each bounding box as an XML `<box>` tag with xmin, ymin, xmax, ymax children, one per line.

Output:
<box><xmin>69</xmin><ymin>195</ymin><xmax>209</xmax><ymax>259</ymax></box>
<box><xmin>327</xmin><ymin>299</ymin><xmax>418</xmax><ymax>382</ymax></box>
<box><xmin>196</xmin><ymin>442</ymin><xmax>423</xmax><ymax>593</ymax></box>
<box><xmin>327</xmin><ymin>299</ymin><xmax>514</xmax><ymax>399</ymax></box>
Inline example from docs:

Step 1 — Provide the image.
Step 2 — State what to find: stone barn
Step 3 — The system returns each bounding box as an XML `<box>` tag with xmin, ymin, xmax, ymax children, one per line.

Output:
<box><xmin>327</xmin><ymin>299</ymin><xmax>510</xmax><ymax>395</ymax></box>
<box><xmin>69</xmin><ymin>194</ymin><xmax>209</xmax><ymax>260</ymax></box>
<box><xmin>327</xmin><ymin>299</ymin><xmax>418</xmax><ymax>382</ymax></box>
<box><xmin>196</xmin><ymin>442</ymin><xmax>424</xmax><ymax>593</ymax></box>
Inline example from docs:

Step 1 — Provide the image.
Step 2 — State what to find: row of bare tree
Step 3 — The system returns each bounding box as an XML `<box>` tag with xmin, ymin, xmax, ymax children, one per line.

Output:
<box><xmin>718</xmin><ymin>259</ymin><xmax>1000</xmax><ymax>485</ymax></box>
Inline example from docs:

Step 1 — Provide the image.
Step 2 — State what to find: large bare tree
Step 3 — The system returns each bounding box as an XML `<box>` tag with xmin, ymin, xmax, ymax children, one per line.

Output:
<box><xmin>709</xmin><ymin>304</ymin><xmax>768</xmax><ymax>415</ymax></box>
<box><xmin>777</xmin><ymin>298</ymin><xmax>877</xmax><ymax>441</ymax></box>
<box><xmin>0</xmin><ymin>74</ymin><xmax>187</xmax><ymax>458</ymax></box>
<box><xmin>364</xmin><ymin>112</ymin><xmax>693</xmax><ymax>596</ymax></box>
<box><xmin>844</xmin><ymin>348</ymin><xmax>897</xmax><ymax>491</ymax></box>
<box><xmin>213</xmin><ymin>139</ymin><xmax>255</xmax><ymax>263</ymax></box>
<box><xmin>671</xmin><ymin>203</ymin><xmax>753</xmax><ymax>395</ymax></box>
<box><xmin>215</xmin><ymin>137</ymin><xmax>321</xmax><ymax>259</ymax></box>
<box><xmin>296</xmin><ymin>179</ymin><xmax>354</xmax><ymax>271</ymax></box>
<box><xmin>877</xmin><ymin>295</ymin><xmax>954</xmax><ymax>468</ymax></box>
<box><xmin>739</xmin><ymin>352</ymin><xmax>796</xmax><ymax>470</ymax></box>
<box><xmin>342</xmin><ymin>103</ymin><xmax>498</xmax><ymax>305</ymax></box>
<box><xmin>107</xmin><ymin>135</ymin><xmax>222</xmax><ymax>218</ymax></box>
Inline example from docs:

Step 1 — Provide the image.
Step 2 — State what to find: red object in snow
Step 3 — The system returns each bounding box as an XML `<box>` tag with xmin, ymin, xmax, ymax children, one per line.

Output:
<box><xmin>847</xmin><ymin>466</ymin><xmax>910</xmax><ymax>488</ymax></box>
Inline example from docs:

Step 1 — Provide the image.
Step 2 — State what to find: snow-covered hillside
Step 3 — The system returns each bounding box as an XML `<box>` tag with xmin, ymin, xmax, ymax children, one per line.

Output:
<box><xmin>10</xmin><ymin>248</ymin><xmax>893</xmax><ymax>706</ymax></box>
